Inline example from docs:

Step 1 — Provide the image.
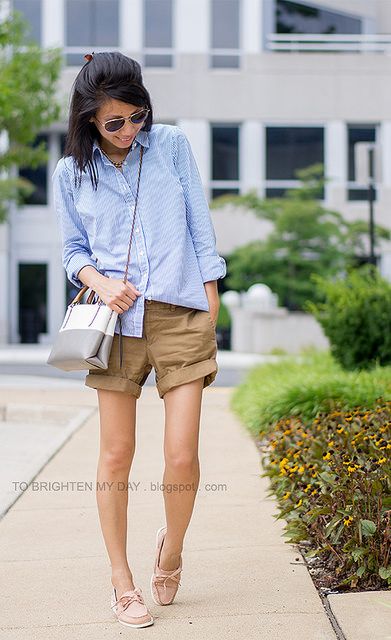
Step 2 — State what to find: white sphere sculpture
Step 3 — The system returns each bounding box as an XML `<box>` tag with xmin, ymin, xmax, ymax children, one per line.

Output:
<box><xmin>221</xmin><ymin>290</ymin><xmax>241</xmax><ymax>310</ymax></box>
<box><xmin>245</xmin><ymin>283</ymin><xmax>277</xmax><ymax>310</ymax></box>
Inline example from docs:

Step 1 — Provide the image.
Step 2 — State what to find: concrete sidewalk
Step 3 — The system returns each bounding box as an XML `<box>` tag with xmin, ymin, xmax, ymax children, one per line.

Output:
<box><xmin>0</xmin><ymin>381</ymin><xmax>340</xmax><ymax>639</ymax></box>
<box><xmin>0</xmin><ymin>387</ymin><xmax>335</xmax><ymax>640</ymax></box>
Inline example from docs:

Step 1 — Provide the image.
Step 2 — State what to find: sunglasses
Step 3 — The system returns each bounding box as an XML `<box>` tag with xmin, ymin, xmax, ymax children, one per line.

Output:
<box><xmin>96</xmin><ymin>107</ymin><xmax>150</xmax><ymax>133</ymax></box>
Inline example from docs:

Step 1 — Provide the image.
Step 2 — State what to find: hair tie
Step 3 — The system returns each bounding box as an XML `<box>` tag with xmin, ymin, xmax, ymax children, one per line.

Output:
<box><xmin>84</xmin><ymin>52</ymin><xmax>94</xmax><ymax>62</ymax></box>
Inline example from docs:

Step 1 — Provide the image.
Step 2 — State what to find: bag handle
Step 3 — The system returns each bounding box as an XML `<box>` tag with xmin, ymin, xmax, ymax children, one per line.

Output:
<box><xmin>69</xmin><ymin>145</ymin><xmax>144</xmax><ymax>307</ymax></box>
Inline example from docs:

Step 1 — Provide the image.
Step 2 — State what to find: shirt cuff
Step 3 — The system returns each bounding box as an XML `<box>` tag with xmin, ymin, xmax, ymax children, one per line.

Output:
<box><xmin>67</xmin><ymin>254</ymin><xmax>100</xmax><ymax>289</ymax></box>
<box><xmin>197</xmin><ymin>255</ymin><xmax>227</xmax><ymax>283</ymax></box>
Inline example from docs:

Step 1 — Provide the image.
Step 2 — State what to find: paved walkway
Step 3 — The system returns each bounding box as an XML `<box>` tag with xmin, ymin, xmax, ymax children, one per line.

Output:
<box><xmin>0</xmin><ymin>379</ymin><xmax>389</xmax><ymax>638</ymax></box>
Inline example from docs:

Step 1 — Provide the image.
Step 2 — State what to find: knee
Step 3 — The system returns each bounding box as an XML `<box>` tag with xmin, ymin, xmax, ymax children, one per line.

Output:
<box><xmin>164</xmin><ymin>451</ymin><xmax>199</xmax><ymax>474</ymax></box>
<box><xmin>100</xmin><ymin>446</ymin><xmax>135</xmax><ymax>473</ymax></box>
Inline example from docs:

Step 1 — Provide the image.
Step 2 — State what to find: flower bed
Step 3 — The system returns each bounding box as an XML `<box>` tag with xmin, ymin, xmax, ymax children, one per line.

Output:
<box><xmin>259</xmin><ymin>402</ymin><xmax>391</xmax><ymax>590</ymax></box>
<box><xmin>231</xmin><ymin>353</ymin><xmax>391</xmax><ymax>591</ymax></box>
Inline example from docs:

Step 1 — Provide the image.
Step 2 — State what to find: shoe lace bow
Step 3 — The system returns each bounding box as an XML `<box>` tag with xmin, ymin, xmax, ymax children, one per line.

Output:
<box><xmin>111</xmin><ymin>589</ymin><xmax>144</xmax><ymax>612</ymax></box>
<box><xmin>154</xmin><ymin>566</ymin><xmax>182</xmax><ymax>592</ymax></box>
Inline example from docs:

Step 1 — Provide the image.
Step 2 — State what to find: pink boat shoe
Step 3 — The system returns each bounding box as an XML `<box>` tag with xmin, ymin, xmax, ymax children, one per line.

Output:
<box><xmin>150</xmin><ymin>525</ymin><xmax>182</xmax><ymax>606</ymax></box>
<box><xmin>110</xmin><ymin>586</ymin><xmax>154</xmax><ymax>628</ymax></box>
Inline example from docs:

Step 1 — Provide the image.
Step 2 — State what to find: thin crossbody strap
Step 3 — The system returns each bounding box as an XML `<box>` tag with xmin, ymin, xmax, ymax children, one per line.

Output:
<box><xmin>118</xmin><ymin>145</ymin><xmax>144</xmax><ymax>368</ymax></box>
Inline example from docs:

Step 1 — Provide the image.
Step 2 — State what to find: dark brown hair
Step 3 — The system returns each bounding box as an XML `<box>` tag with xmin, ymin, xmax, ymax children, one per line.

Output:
<box><xmin>63</xmin><ymin>51</ymin><xmax>153</xmax><ymax>190</ymax></box>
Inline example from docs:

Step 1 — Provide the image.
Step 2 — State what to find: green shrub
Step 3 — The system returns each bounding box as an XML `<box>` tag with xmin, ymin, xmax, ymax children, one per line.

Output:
<box><xmin>307</xmin><ymin>266</ymin><xmax>391</xmax><ymax>370</ymax></box>
<box><xmin>230</xmin><ymin>351</ymin><xmax>391</xmax><ymax>436</ymax></box>
<box><xmin>260</xmin><ymin>403</ymin><xmax>391</xmax><ymax>589</ymax></box>
<box><xmin>216</xmin><ymin>298</ymin><xmax>231</xmax><ymax>329</ymax></box>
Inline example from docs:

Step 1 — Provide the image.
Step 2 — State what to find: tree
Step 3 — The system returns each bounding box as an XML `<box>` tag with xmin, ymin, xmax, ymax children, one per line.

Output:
<box><xmin>211</xmin><ymin>164</ymin><xmax>391</xmax><ymax>310</ymax></box>
<box><xmin>0</xmin><ymin>1</ymin><xmax>62</xmax><ymax>222</ymax></box>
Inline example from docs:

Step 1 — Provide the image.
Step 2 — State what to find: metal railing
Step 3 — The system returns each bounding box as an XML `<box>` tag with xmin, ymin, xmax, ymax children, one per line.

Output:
<box><xmin>266</xmin><ymin>34</ymin><xmax>391</xmax><ymax>54</ymax></box>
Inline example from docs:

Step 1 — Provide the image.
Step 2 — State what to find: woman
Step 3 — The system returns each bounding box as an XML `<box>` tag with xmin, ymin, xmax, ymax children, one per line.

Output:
<box><xmin>52</xmin><ymin>51</ymin><xmax>226</xmax><ymax>628</ymax></box>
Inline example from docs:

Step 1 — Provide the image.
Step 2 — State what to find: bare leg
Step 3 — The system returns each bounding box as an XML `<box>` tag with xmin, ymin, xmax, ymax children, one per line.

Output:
<box><xmin>159</xmin><ymin>377</ymin><xmax>204</xmax><ymax>571</ymax></box>
<box><xmin>95</xmin><ymin>388</ymin><xmax>138</xmax><ymax>596</ymax></box>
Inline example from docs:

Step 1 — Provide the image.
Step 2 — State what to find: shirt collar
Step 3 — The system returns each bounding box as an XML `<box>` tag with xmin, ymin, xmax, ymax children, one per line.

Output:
<box><xmin>93</xmin><ymin>129</ymin><xmax>150</xmax><ymax>160</ymax></box>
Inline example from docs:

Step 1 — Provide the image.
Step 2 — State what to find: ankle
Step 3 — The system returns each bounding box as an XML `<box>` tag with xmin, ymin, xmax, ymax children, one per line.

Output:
<box><xmin>161</xmin><ymin>538</ymin><xmax>183</xmax><ymax>558</ymax></box>
<box><xmin>111</xmin><ymin>568</ymin><xmax>134</xmax><ymax>584</ymax></box>
<box><xmin>111</xmin><ymin>579</ymin><xmax>136</xmax><ymax>595</ymax></box>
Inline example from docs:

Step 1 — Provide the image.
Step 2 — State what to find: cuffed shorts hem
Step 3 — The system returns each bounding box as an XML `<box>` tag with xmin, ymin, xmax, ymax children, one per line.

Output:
<box><xmin>84</xmin><ymin>373</ymin><xmax>142</xmax><ymax>398</ymax></box>
<box><xmin>157</xmin><ymin>358</ymin><xmax>218</xmax><ymax>399</ymax></box>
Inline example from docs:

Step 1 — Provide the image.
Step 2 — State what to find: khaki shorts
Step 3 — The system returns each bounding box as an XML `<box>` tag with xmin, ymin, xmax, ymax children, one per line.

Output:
<box><xmin>84</xmin><ymin>299</ymin><xmax>218</xmax><ymax>399</ymax></box>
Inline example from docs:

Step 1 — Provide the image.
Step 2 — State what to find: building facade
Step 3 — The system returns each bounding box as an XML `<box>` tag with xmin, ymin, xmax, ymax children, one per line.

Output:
<box><xmin>1</xmin><ymin>0</ymin><xmax>391</xmax><ymax>344</ymax></box>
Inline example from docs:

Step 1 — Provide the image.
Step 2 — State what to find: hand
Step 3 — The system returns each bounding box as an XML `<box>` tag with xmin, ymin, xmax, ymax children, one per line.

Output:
<box><xmin>204</xmin><ymin>280</ymin><xmax>219</xmax><ymax>326</ymax></box>
<box><xmin>209</xmin><ymin>310</ymin><xmax>218</xmax><ymax>327</ymax></box>
<box><xmin>208</xmin><ymin>302</ymin><xmax>219</xmax><ymax>327</ymax></box>
<box><xmin>94</xmin><ymin>276</ymin><xmax>142</xmax><ymax>314</ymax></box>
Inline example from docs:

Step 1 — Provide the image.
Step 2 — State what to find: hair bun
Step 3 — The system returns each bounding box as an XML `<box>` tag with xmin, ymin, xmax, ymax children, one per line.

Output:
<box><xmin>84</xmin><ymin>52</ymin><xmax>94</xmax><ymax>62</ymax></box>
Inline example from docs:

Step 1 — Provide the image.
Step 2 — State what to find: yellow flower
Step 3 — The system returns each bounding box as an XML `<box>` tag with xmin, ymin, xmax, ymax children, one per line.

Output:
<box><xmin>282</xmin><ymin>491</ymin><xmax>291</xmax><ymax>500</ymax></box>
<box><xmin>343</xmin><ymin>516</ymin><xmax>353</xmax><ymax>527</ymax></box>
<box><xmin>323</xmin><ymin>451</ymin><xmax>331</xmax><ymax>460</ymax></box>
<box><xmin>377</xmin><ymin>457</ymin><xmax>387</xmax><ymax>465</ymax></box>
<box><xmin>295</xmin><ymin>498</ymin><xmax>303</xmax><ymax>508</ymax></box>
<box><xmin>297</xmin><ymin>465</ymin><xmax>305</xmax><ymax>474</ymax></box>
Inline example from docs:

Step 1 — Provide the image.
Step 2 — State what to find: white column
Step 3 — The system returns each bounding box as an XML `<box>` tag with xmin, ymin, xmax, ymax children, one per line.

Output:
<box><xmin>240</xmin><ymin>121</ymin><xmax>264</xmax><ymax>197</ymax></box>
<box><xmin>0</xmin><ymin>0</ymin><xmax>10</xmax><ymax>22</ymax></box>
<box><xmin>120</xmin><ymin>0</ymin><xmax>142</xmax><ymax>53</ymax></box>
<box><xmin>9</xmin><ymin>196</ymin><xmax>18</xmax><ymax>343</ymax></box>
<box><xmin>48</xmin><ymin>246</ymin><xmax>67</xmax><ymax>341</ymax></box>
<box><xmin>324</xmin><ymin>121</ymin><xmax>346</xmax><ymax>207</ymax></box>
<box><xmin>242</xmin><ymin>0</ymin><xmax>262</xmax><ymax>54</ymax></box>
<box><xmin>176</xmin><ymin>0</ymin><xmax>209</xmax><ymax>53</ymax></box>
<box><xmin>379</xmin><ymin>121</ymin><xmax>391</xmax><ymax>188</ymax></box>
<box><xmin>176</xmin><ymin>119</ymin><xmax>210</xmax><ymax>186</ymax></box>
<box><xmin>0</xmin><ymin>222</ymin><xmax>9</xmax><ymax>343</ymax></box>
<box><xmin>42</xmin><ymin>0</ymin><xmax>64</xmax><ymax>48</ymax></box>
<box><xmin>0</xmin><ymin>129</ymin><xmax>10</xmax><ymax>344</ymax></box>
<box><xmin>377</xmin><ymin>121</ymin><xmax>391</xmax><ymax>231</ymax></box>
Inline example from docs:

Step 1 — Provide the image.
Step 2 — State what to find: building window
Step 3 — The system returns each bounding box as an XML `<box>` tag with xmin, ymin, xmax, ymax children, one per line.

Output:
<box><xmin>65</xmin><ymin>0</ymin><xmax>119</xmax><ymax>66</ymax></box>
<box><xmin>266</xmin><ymin>126</ymin><xmax>324</xmax><ymax>197</ymax></box>
<box><xmin>210</xmin><ymin>124</ymin><xmax>240</xmax><ymax>199</ymax></box>
<box><xmin>143</xmin><ymin>0</ymin><xmax>173</xmax><ymax>68</ymax></box>
<box><xmin>18</xmin><ymin>263</ymin><xmax>47</xmax><ymax>343</ymax></box>
<box><xmin>13</xmin><ymin>0</ymin><xmax>42</xmax><ymax>43</ymax></box>
<box><xmin>18</xmin><ymin>133</ymin><xmax>48</xmax><ymax>205</ymax></box>
<box><xmin>210</xmin><ymin>0</ymin><xmax>240</xmax><ymax>68</ymax></box>
<box><xmin>275</xmin><ymin>1</ymin><xmax>362</xmax><ymax>35</ymax></box>
<box><xmin>348</xmin><ymin>124</ymin><xmax>377</xmax><ymax>201</ymax></box>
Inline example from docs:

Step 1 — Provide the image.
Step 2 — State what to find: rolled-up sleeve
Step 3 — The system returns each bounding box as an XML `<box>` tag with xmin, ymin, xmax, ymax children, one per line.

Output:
<box><xmin>52</xmin><ymin>159</ymin><xmax>99</xmax><ymax>289</ymax></box>
<box><xmin>173</xmin><ymin>128</ymin><xmax>226</xmax><ymax>283</ymax></box>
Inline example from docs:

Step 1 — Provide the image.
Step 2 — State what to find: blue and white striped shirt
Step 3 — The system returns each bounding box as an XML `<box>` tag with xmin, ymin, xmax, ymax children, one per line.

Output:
<box><xmin>52</xmin><ymin>123</ymin><xmax>227</xmax><ymax>337</ymax></box>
